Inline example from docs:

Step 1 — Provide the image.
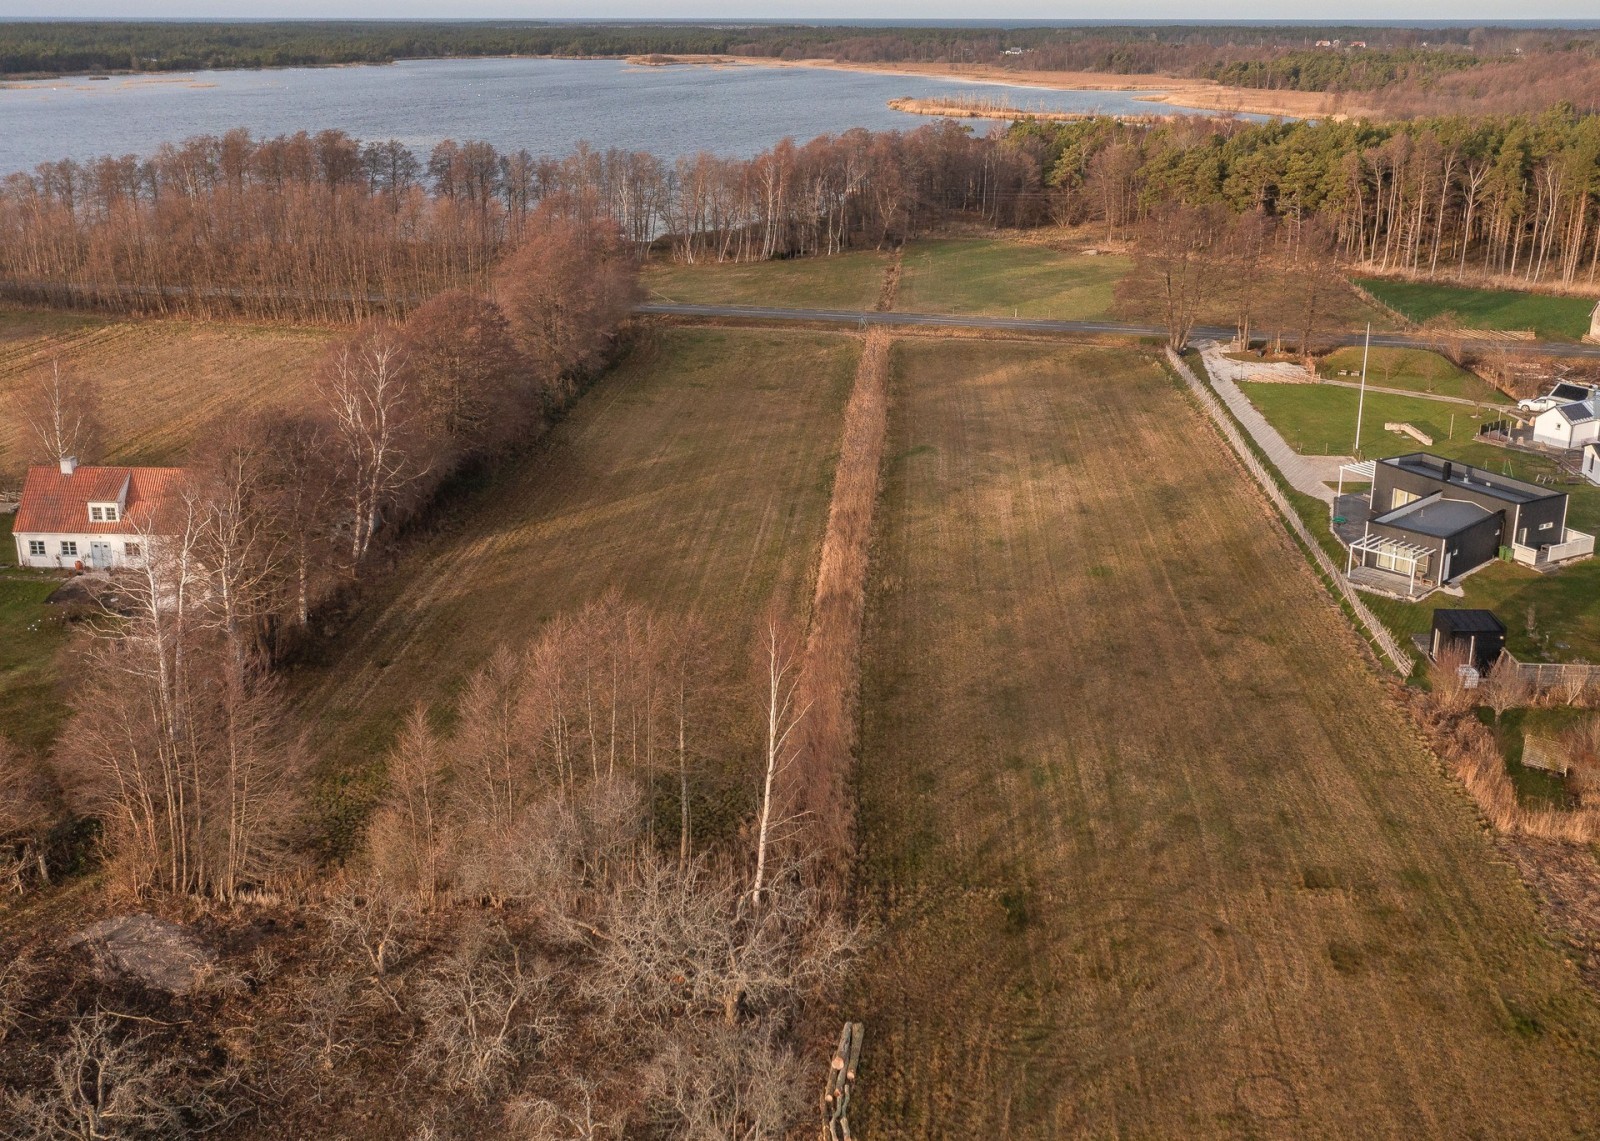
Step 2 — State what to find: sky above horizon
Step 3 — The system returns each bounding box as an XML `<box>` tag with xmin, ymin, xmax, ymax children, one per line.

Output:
<box><xmin>2</xmin><ymin>4</ymin><xmax>1598</xmax><ymax>21</ymax></box>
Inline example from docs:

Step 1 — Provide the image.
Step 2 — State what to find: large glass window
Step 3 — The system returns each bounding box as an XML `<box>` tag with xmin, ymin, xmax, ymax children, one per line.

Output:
<box><xmin>1390</xmin><ymin>488</ymin><xmax>1419</xmax><ymax>510</ymax></box>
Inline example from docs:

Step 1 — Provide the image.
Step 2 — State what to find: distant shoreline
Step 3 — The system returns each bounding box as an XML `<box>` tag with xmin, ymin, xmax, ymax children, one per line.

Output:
<box><xmin>0</xmin><ymin>52</ymin><xmax>1354</xmax><ymax>120</ymax></box>
<box><xmin>635</xmin><ymin>54</ymin><xmax>1355</xmax><ymax>120</ymax></box>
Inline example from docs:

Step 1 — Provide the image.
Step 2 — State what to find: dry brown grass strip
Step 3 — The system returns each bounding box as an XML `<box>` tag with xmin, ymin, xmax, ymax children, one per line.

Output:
<box><xmin>792</xmin><ymin>331</ymin><xmax>891</xmax><ymax>876</ymax></box>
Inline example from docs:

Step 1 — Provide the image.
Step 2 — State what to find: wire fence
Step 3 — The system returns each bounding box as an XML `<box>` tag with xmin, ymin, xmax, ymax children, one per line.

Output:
<box><xmin>1168</xmin><ymin>347</ymin><xmax>1414</xmax><ymax>676</ymax></box>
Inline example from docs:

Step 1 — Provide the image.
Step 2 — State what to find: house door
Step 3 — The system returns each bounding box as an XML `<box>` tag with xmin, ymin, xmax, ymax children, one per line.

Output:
<box><xmin>88</xmin><ymin>541</ymin><xmax>113</xmax><ymax>569</ymax></box>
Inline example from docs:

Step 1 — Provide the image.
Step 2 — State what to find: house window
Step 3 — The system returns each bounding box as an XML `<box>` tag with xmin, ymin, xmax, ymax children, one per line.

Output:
<box><xmin>90</xmin><ymin>506</ymin><xmax>104</xmax><ymax>521</ymax></box>
<box><xmin>1391</xmin><ymin>488</ymin><xmax>1419</xmax><ymax>510</ymax></box>
<box><xmin>89</xmin><ymin>504</ymin><xmax>119</xmax><ymax>522</ymax></box>
<box><xmin>105</xmin><ymin>506</ymin><xmax>118</xmax><ymax>521</ymax></box>
<box><xmin>124</xmin><ymin>542</ymin><xmax>142</xmax><ymax>558</ymax></box>
<box><xmin>60</xmin><ymin>541</ymin><xmax>78</xmax><ymax>557</ymax></box>
<box><xmin>28</xmin><ymin>540</ymin><xmax>45</xmax><ymax>556</ymax></box>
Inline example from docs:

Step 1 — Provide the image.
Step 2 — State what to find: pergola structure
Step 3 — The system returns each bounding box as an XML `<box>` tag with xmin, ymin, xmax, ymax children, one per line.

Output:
<box><xmin>1346</xmin><ymin>532</ymin><xmax>1432</xmax><ymax>595</ymax></box>
<box><xmin>1335</xmin><ymin>459</ymin><xmax>1376</xmax><ymax>506</ymax></box>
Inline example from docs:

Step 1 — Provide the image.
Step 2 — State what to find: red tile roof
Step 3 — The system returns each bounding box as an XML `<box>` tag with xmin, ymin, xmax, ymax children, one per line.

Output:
<box><xmin>14</xmin><ymin>465</ymin><xmax>188</xmax><ymax>536</ymax></box>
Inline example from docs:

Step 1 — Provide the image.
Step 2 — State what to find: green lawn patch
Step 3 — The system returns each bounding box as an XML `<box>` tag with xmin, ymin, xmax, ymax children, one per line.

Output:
<box><xmin>895</xmin><ymin>238</ymin><xmax>1130</xmax><ymax>320</ymax></box>
<box><xmin>1356</xmin><ymin>278</ymin><xmax>1596</xmax><ymax>342</ymax></box>
<box><xmin>642</xmin><ymin>250</ymin><xmax>890</xmax><ymax>310</ymax></box>
<box><xmin>1317</xmin><ymin>346</ymin><xmax>1509</xmax><ymax>404</ymax></box>
<box><xmin>1237</xmin><ymin>381</ymin><xmax>1501</xmax><ymax>458</ymax></box>
<box><xmin>0</xmin><ymin>515</ymin><xmax>72</xmax><ymax>755</ymax></box>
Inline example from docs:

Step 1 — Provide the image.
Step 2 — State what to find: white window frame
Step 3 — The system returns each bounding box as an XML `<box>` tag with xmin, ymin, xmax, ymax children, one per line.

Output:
<box><xmin>89</xmin><ymin>506</ymin><xmax>104</xmax><ymax>522</ymax></box>
<box><xmin>28</xmin><ymin>540</ymin><xmax>45</xmax><ymax>556</ymax></box>
<box><xmin>60</xmin><ymin>541</ymin><xmax>78</xmax><ymax>557</ymax></box>
<box><xmin>124</xmin><ymin>542</ymin><xmax>142</xmax><ymax>558</ymax></box>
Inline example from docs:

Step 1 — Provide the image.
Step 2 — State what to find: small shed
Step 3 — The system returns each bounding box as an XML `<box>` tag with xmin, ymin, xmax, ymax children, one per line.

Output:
<box><xmin>1430</xmin><ymin>609</ymin><xmax>1506</xmax><ymax>670</ymax></box>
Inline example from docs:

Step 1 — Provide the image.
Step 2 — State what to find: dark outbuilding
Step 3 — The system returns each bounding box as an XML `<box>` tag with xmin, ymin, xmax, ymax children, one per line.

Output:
<box><xmin>1430</xmin><ymin>609</ymin><xmax>1506</xmax><ymax>670</ymax></box>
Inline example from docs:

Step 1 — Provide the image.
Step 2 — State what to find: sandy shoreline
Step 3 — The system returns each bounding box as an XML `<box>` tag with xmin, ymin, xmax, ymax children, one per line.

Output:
<box><xmin>632</xmin><ymin>54</ymin><xmax>1358</xmax><ymax>120</ymax></box>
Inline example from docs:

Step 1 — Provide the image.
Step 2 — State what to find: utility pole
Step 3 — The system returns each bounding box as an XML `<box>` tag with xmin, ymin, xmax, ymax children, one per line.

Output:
<box><xmin>1353</xmin><ymin>322</ymin><xmax>1371</xmax><ymax>457</ymax></box>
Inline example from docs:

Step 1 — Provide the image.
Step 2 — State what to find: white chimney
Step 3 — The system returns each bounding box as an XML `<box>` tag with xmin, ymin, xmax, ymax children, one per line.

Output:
<box><xmin>59</xmin><ymin>456</ymin><xmax>77</xmax><ymax>476</ymax></box>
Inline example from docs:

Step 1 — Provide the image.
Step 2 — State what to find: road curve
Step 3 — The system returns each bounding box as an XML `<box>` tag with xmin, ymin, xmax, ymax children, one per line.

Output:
<box><xmin>637</xmin><ymin>302</ymin><xmax>1600</xmax><ymax>361</ymax></box>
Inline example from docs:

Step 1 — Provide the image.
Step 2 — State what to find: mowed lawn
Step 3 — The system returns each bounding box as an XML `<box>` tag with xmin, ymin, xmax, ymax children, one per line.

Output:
<box><xmin>0</xmin><ymin>308</ymin><xmax>334</xmax><ymax>471</ymax></box>
<box><xmin>1357</xmin><ymin>277</ymin><xmax>1597</xmax><ymax>342</ymax></box>
<box><xmin>642</xmin><ymin>250</ymin><xmax>890</xmax><ymax>310</ymax></box>
<box><xmin>294</xmin><ymin>327</ymin><xmax>857</xmax><ymax>769</ymax></box>
<box><xmin>853</xmin><ymin>339</ymin><xmax>1600</xmax><ymax>1136</ymax></box>
<box><xmin>894</xmin><ymin>238</ymin><xmax>1129</xmax><ymax>320</ymax></box>
<box><xmin>1238</xmin><ymin>380</ymin><xmax>1500</xmax><ymax>458</ymax></box>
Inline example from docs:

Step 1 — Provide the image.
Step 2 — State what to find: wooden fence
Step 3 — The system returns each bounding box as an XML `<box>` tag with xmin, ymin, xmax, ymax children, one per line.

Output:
<box><xmin>1500</xmin><ymin>652</ymin><xmax>1600</xmax><ymax>690</ymax></box>
<box><xmin>1168</xmin><ymin>348</ymin><xmax>1413</xmax><ymax>675</ymax></box>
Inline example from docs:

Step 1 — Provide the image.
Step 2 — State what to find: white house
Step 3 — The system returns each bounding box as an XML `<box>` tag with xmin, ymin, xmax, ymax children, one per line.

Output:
<box><xmin>1584</xmin><ymin>442</ymin><xmax>1600</xmax><ymax>487</ymax></box>
<box><xmin>1590</xmin><ymin>299</ymin><xmax>1600</xmax><ymax>343</ymax></box>
<box><xmin>1519</xmin><ymin>382</ymin><xmax>1600</xmax><ymax>450</ymax></box>
<box><xmin>12</xmin><ymin>457</ymin><xmax>185</xmax><ymax>570</ymax></box>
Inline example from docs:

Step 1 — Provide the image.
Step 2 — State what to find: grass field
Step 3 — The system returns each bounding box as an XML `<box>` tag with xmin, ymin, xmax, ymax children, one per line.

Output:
<box><xmin>853</xmin><ymin>338</ymin><xmax>1600</xmax><ymax>1136</ymax></box>
<box><xmin>642</xmin><ymin>250</ymin><xmax>890</xmax><ymax>310</ymax></box>
<box><xmin>292</xmin><ymin>327</ymin><xmax>858</xmax><ymax>829</ymax></box>
<box><xmin>895</xmin><ymin>239</ymin><xmax>1129</xmax><ymax>320</ymax></box>
<box><xmin>0</xmin><ymin>514</ymin><xmax>71</xmax><ymax>755</ymax></box>
<box><xmin>0</xmin><ymin>307</ymin><xmax>334</xmax><ymax>474</ymax></box>
<box><xmin>1316</xmin><ymin>345</ymin><xmax>1510</xmax><ymax>403</ymax></box>
<box><xmin>1357</xmin><ymin>278</ymin><xmax>1597</xmax><ymax>342</ymax></box>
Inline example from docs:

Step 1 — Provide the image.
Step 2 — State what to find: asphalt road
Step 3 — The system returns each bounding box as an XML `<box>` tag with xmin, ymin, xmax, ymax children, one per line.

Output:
<box><xmin>637</xmin><ymin>302</ymin><xmax>1600</xmax><ymax>360</ymax></box>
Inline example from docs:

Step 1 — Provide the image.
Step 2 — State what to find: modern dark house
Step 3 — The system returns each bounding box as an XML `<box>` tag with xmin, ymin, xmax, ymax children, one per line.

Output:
<box><xmin>1429</xmin><ymin>609</ymin><xmax>1506</xmax><ymax>670</ymax></box>
<box><xmin>1346</xmin><ymin>453</ymin><xmax>1585</xmax><ymax>593</ymax></box>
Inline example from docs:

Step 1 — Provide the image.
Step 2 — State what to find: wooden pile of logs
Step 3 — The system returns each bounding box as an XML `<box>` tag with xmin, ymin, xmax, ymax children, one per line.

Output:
<box><xmin>822</xmin><ymin>1021</ymin><xmax>865</xmax><ymax>1140</ymax></box>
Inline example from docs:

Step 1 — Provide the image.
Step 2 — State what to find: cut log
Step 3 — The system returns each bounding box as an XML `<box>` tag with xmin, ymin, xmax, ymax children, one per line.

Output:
<box><xmin>844</xmin><ymin>1021</ymin><xmax>865</xmax><ymax>1081</ymax></box>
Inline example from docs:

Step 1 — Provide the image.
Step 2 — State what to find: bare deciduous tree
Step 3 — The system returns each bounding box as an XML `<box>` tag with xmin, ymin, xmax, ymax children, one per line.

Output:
<box><xmin>316</xmin><ymin>323</ymin><xmax>430</xmax><ymax>569</ymax></box>
<box><xmin>3</xmin><ymin>1011</ymin><xmax>201</xmax><ymax>1139</ymax></box>
<box><xmin>1482</xmin><ymin>653</ymin><xmax>1530</xmax><ymax>723</ymax></box>
<box><xmin>1129</xmin><ymin>202</ymin><xmax>1235</xmax><ymax>351</ymax></box>
<box><xmin>412</xmin><ymin>925</ymin><xmax>558</xmax><ymax>1100</ymax></box>
<box><xmin>753</xmin><ymin>612</ymin><xmax>808</xmax><ymax>909</ymax></box>
<box><xmin>495</xmin><ymin>208</ymin><xmax>641</xmax><ymax>403</ymax></box>
<box><xmin>8</xmin><ymin>359</ymin><xmax>104</xmax><ymax>467</ymax></box>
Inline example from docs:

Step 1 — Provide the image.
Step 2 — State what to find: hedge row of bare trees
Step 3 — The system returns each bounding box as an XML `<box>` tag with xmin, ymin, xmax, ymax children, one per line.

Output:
<box><xmin>0</xmin><ymin>123</ymin><xmax>1042</xmax><ymax>320</ymax></box>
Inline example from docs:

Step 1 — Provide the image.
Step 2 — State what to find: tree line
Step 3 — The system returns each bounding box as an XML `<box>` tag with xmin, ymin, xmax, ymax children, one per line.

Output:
<box><xmin>0</xmin><ymin>123</ymin><xmax>1041</xmax><ymax>321</ymax></box>
<box><xmin>1017</xmin><ymin>107</ymin><xmax>1600</xmax><ymax>290</ymax></box>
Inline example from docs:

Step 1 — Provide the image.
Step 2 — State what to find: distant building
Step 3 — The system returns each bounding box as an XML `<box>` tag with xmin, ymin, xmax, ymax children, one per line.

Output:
<box><xmin>12</xmin><ymin>458</ymin><xmax>185</xmax><ymax>570</ymax></box>
<box><xmin>1518</xmin><ymin>381</ymin><xmax>1600</xmax><ymax>449</ymax></box>
<box><xmin>1589</xmin><ymin>299</ymin><xmax>1600</xmax><ymax>343</ymax></box>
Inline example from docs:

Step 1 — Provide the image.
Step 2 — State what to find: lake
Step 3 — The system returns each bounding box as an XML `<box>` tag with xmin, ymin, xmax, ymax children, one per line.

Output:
<box><xmin>0</xmin><ymin>57</ymin><xmax>1241</xmax><ymax>175</ymax></box>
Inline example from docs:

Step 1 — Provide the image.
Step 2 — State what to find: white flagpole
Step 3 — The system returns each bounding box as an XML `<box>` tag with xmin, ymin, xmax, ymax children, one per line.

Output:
<box><xmin>1354</xmin><ymin>322</ymin><xmax>1371</xmax><ymax>457</ymax></box>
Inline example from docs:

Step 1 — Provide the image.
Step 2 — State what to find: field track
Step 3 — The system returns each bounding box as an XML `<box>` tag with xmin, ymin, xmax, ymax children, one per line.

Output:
<box><xmin>853</xmin><ymin>339</ymin><xmax>1600</xmax><ymax>1137</ymax></box>
<box><xmin>294</xmin><ymin>327</ymin><xmax>858</xmax><ymax>764</ymax></box>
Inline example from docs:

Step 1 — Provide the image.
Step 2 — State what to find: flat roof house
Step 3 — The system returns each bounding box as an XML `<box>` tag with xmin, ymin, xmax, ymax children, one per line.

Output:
<box><xmin>12</xmin><ymin>458</ymin><xmax>185</xmax><ymax>571</ymax></box>
<box><xmin>1430</xmin><ymin>609</ymin><xmax>1506</xmax><ymax>670</ymax></box>
<box><xmin>1347</xmin><ymin>453</ymin><xmax>1589</xmax><ymax>595</ymax></box>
